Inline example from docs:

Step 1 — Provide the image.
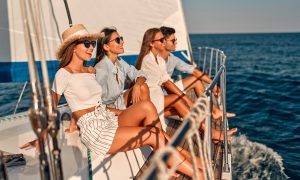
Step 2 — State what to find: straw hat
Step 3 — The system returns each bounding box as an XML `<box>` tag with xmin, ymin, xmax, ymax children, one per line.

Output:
<box><xmin>56</xmin><ymin>24</ymin><xmax>100</xmax><ymax>59</ymax></box>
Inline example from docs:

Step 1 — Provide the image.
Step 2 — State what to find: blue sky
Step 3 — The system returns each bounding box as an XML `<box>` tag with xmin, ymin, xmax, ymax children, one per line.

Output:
<box><xmin>182</xmin><ymin>0</ymin><xmax>300</xmax><ymax>33</ymax></box>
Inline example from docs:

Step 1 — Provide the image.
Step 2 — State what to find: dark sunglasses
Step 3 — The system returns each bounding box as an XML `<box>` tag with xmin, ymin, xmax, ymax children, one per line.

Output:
<box><xmin>77</xmin><ymin>40</ymin><xmax>96</xmax><ymax>48</ymax></box>
<box><xmin>108</xmin><ymin>36</ymin><xmax>123</xmax><ymax>44</ymax></box>
<box><xmin>152</xmin><ymin>37</ymin><xmax>165</xmax><ymax>43</ymax></box>
<box><xmin>167</xmin><ymin>38</ymin><xmax>177</xmax><ymax>44</ymax></box>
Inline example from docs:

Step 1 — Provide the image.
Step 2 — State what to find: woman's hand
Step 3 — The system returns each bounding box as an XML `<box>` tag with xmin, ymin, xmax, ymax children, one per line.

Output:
<box><xmin>19</xmin><ymin>139</ymin><xmax>39</xmax><ymax>150</ymax></box>
<box><xmin>131</xmin><ymin>84</ymin><xmax>142</xmax><ymax>104</ymax></box>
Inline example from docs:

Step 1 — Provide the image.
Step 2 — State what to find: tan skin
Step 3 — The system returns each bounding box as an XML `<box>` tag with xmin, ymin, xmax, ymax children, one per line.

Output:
<box><xmin>159</xmin><ymin>33</ymin><xmax>236</xmax><ymax>119</ymax></box>
<box><xmin>102</xmin><ymin>32</ymin><xmax>150</xmax><ymax>107</ymax></box>
<box><xmin>150</xmin><ymin>32</ymin><xmax>237</xmax><ymax>140</ymax></box>
<box><xmin>65</xmin><ymin>32</ymin><xmax>150</xmax><ymax>132</ymax></box>
<box><xmin>22</xmin><ymin>39</ymin><xmax>203</xmax><ymax>178</ymax></box>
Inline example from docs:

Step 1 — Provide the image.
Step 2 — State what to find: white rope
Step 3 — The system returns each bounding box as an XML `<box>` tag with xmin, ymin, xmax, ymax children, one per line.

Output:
<box><xmin>143</xmin><ymin>146</ymin><xmax>180</xmax><ymax>180</ymax></box>
<box><xmin>142</xmin><ymin>95</ymin><xmax>214</xmax><ymax>180</ymax></box>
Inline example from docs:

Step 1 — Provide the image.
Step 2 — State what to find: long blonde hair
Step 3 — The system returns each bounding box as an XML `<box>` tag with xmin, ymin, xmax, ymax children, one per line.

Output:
<box><xmin>135</xmin><ymin>28</ymin><xmax>160</xmax><ymax>70</ymax></box>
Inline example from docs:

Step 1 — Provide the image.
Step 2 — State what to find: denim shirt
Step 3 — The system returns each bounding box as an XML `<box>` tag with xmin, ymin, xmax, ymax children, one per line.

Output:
<box><xmin>95</xmin><ymin>56</ymin><xmax>145</xmax><ymax>109</ymax></box>
<box><xmin>165</xmin><ymin>54</ymin><xmax>195</xmax><ymax>78</ymax></box>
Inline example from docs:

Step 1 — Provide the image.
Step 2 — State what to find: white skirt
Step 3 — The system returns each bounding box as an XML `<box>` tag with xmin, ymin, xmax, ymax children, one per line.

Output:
<box><xmin>77</xmin><ymin>104</ymin><xmax>118</xmax><ymax>160</ymax></box>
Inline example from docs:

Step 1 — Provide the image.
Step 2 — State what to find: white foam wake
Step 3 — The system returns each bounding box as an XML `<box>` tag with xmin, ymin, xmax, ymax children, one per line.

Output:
<box><xmin>231</xmin><ymin>135</ymin><xmax>288</xmax><ymax>179</ymax></box>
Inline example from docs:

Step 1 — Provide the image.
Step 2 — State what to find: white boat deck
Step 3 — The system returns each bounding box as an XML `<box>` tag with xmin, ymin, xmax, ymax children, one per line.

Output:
<box><xmin>0</xmin><ymin>112</ymin><xmax>151</xmax><ymax>180</ymax></box>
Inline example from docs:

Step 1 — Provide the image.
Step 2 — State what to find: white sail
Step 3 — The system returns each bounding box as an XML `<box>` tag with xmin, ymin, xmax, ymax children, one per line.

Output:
<box><xmin>0</xmin><ymin>0</ymin><xmax>191</xmax><ymax>82</ymax></box>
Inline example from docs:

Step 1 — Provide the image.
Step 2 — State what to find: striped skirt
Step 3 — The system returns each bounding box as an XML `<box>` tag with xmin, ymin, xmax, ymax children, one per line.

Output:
<box><xmin>77</xmin><ymin>104</ymin><xmax>118</xmax><ymax>159</ymax></box>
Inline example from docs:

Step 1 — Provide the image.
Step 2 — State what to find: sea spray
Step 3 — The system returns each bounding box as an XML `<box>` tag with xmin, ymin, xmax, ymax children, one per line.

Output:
<box><xmin>231</xmin><ymin>135</ymin><xmax>288</xmax><ymax>179</ymax></box>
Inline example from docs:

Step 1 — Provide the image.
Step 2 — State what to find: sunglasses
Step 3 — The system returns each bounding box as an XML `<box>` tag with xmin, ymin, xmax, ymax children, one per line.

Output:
<box><xmin>152</xmin><ymin>37</ymin><xmax>165</xmax><ymax>43</ymax></box>
<box><xmin>77</xmin><ymin>40</ymin><xmax>96</xmax><ymax>48</ymax></box>
<box><xmin>167</xmin><ymin>38</ymin><xmax>177</xmax><ymax>44</ymax></box>
<box><xmin>108</xmin><ymin>36</ymin><xmax>123</xmax><ymax>44</ymax></box>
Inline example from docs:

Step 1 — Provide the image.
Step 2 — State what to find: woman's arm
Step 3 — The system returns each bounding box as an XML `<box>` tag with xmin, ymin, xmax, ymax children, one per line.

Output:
<box><xmin>106</xmin><ymin>107</ymin><xmax>123</xmax><ymax>116</ymax></box>
<box><xmin>52</xmin><ymin>91</ymin><xmax>61</xmax><ymax>108</ymax></box>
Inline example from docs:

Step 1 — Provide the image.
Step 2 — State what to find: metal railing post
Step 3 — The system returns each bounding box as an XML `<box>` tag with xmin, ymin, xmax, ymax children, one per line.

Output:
<box><xmin>221</xmin><ymin>55</ymin><xmax>230</xmax><ymax>172</ymax></box>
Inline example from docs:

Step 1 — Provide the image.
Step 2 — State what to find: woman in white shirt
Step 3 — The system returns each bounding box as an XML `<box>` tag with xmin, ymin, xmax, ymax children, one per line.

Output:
<box><xmin>51</xmin><ymin>24</ymin><xmax>202</xmax><ymax>178</ymax></box>
<box><xmin>136</xmin><ymin>28</ymin><xmax>237</xmax><ymax>140</ymax></box>
<box><xmin>136</xmin><ymin>28</ymin><xmax>193</xmax><ymax>131</ymax></box>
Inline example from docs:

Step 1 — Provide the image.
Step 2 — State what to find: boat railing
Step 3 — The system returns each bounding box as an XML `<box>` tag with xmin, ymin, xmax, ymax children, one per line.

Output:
<box><xmin>142</xmin><ymin>47</ymin><xmax>230</xmax><ymax>179</ymax></box>
<box><xmin>13</xmin><ymin>81</ymin><xmax>28</xmax><ymax>114</ymax></box>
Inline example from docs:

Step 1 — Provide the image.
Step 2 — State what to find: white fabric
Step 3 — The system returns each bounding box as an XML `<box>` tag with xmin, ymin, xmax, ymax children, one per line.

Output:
<box><xmin>162</xmin><ymin>80</ymin><xmax>185</xmax><ymax>96</ymax></box>
<box><xmin>70</xmin><ymin>29</ymin><xmax>89</xmax><ymax>37</ymax></box>
<box><xmin>77</xmin><ymin>104</ymin><xmax>118</xmax><ymax>157</ymax></box>
<box><xmin>141</xmin><ymin>52</ymin><xmax>171</xmax><ymax>87</ymax></box>
<box><xmin>141</xmin><ymin>52</ymin><xmax>172</xmax><ymax>131</ymax></box>
<box><xmin>52</xmin><ymin>68</ymin><xmax>102</xmax><ymax>112</ymax></box>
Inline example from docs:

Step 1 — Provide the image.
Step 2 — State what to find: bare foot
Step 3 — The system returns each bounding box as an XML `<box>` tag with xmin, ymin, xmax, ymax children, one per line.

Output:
<box><xmin>226</xmin><ymin>112</ymin><xmax>236</xmax><ymax>118</ymax></box>
<box><xmin>212</xmin><ymin>128</ymin><xmax>237</xmax><ymax>142</ymax></box>
<box><xmin>212</xmin><ymin>107</ymin><xmax>236</xmax><ymax>120</ymax></box>
<box><xmin>19</xmin><ymin>139</ymin><xmax>39</xmax><ymax>150</ymax></box>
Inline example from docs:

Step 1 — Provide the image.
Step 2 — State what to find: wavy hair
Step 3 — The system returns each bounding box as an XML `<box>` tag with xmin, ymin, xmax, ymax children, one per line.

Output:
<box><xmin>94</xmin><ymin>27</ymin><xmax>117</xmax><ymax>66</ymax></box>
<box><xmin>58</xmin><ymin>42</ymin><xmax>77</xmax><ymax>69</ymax></box>
<box><xmin>135</xmin><ymin>28</ymin><xmax>160</xmax><ymax>70</ymax></box>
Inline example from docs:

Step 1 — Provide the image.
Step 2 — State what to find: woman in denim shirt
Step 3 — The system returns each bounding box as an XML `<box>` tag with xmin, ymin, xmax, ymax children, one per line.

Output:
<box><xmin>94</xmin><ymin>27</ymin><xmax>149</xmax><ymax>110</ymax></box>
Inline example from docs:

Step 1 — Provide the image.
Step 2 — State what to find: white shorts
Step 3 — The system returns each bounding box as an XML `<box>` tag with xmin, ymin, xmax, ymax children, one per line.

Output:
<box><xmin>77</xmin><ymin>104</ymin><xmax>118</xmax><ymax>159</ymax></box>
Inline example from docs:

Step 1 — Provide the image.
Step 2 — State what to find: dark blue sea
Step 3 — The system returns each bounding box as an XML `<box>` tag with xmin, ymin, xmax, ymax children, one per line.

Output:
<box><xmin>1</xmin><ymin>33</ymin><xmax>300</xmax><ymax>179</ymax></box>
<box><xmin>190</xmin><ymin>33</ymin><xmax>300</xmax><ymax>179</ymax></box>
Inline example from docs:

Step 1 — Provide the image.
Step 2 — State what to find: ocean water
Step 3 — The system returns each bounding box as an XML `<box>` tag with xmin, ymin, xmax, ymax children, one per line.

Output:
<box><xmin>190</xmin><ymin>33</ymin><xmax>300</xmax><ymax>179</ymax></box>
<box><xmin>1</xmin><ymin>33</ymin><xmax>300</xmax><ymax>179</ymax></box>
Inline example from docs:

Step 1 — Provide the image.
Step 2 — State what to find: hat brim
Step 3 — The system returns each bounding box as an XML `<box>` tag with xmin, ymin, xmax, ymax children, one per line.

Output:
<box><xmin>56</xmin><ymin>32</ymin><xmax>101</xmax><ymax>60</ymax></box>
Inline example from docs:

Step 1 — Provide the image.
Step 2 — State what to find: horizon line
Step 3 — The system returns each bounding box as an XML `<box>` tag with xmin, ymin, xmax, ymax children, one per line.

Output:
<box><xmin>188</xmin><ymin>31</ymin><xmax>300</xmax><ymax>35</ymax></box>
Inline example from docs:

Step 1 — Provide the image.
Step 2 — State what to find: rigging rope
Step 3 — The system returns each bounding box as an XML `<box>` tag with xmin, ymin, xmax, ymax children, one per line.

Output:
<box><xmin>142</xmin><ymin>94</ymin><xmax>214</xmax><ymax>180</ymax></box>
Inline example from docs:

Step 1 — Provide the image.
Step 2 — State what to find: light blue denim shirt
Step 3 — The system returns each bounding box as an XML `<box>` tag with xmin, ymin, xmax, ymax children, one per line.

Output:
<box><xmin>95</xmin><ymin>56</ymin><xmax>146</xmax><ymax>109</ymax></box>
<box><xmin>165</xmin><ymin>54</ymin><xmax>195</xmax><ymax>77</ymax></box>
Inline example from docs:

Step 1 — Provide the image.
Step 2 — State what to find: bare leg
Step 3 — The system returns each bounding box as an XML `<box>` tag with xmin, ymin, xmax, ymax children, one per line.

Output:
<box><xmin>107</xmin><ymin>126</ymin><xmax>202</xmax><ymax>178</ymax></box>
<box><xmin>200</xmin><ymin>122</ymin><xmax>237</xmax><ymax>141</ymax></box>
<box><xmin>212</xmin><ymin>105</ymin><xmax>236</xmax><ymax>120</ymax></box>
<box><xmin>211</xmin><ymin>127</ymin><xmax>238</xmax><ymax>141</ymax></box>
<box><xmin>182</xmin><ymin>76</ymin><xmax>235</xmax><ymax>119</ymax></box>
<box><xmin>118</xmin><ymin>100</ymin><xmax>162</xmax><ymax>128</ymax></box>
<box><xmin>164</xmin><ymin>94</ymin><xmax>190</xmax><ymax>118</ymax></box>
<box><xmin>181</xmin><ymin>76</ymin><xmax>205</xmax><ymax>96</ymax></box>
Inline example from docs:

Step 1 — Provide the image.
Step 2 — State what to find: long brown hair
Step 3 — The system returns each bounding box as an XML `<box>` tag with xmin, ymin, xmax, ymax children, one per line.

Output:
<box><xmin>58</xmin><ymin>42</ymin><xmax>77</xmax><ymax>68</ymax></box>
<box><xmin>94</xmin><ymin>27</ymin><xmax>117</xmax><ymax>66</ymax></box>
<box><xmin>135</xmin><ymin>28</ymin><xmax>160</xmax><ymax>70</ymax></box>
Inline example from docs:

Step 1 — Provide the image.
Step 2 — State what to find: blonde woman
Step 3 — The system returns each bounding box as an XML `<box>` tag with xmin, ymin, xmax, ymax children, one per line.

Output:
<box><xmin>136</xmin><ymin>28</ymin><xmax>237</xmax><ymax>141</ymax></box>
<box><xmin>50</xmin><ymin>24</ymin><xmax>202</xmax><ymax>178</ymax></box>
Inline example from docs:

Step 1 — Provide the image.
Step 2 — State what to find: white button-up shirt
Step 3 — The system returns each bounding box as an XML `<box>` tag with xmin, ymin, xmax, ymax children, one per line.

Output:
<box><xmin>140</xmin><ymin>51</ymin><xmax>172</xmax><ymax>131</ymax></box>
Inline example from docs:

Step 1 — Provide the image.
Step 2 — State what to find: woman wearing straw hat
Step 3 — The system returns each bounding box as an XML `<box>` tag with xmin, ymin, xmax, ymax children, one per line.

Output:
<box><xmin>49</xmin><ymin>24</ymin><xmax>203</xmax><ymax>178</ymax></box>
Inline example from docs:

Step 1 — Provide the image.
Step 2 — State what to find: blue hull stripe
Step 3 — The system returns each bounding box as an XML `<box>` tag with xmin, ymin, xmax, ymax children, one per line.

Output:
<box><xmin>0</xmin><ymin>50</ymin><xmax>188</xmax><ymax>82</ymax></box>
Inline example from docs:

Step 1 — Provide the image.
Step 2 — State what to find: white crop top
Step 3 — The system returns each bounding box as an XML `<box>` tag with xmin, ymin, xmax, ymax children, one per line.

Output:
<box><xmin>52</xmin><ymin>68</ymin><xmax>102</xmax><ymax>112</ymax></box>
